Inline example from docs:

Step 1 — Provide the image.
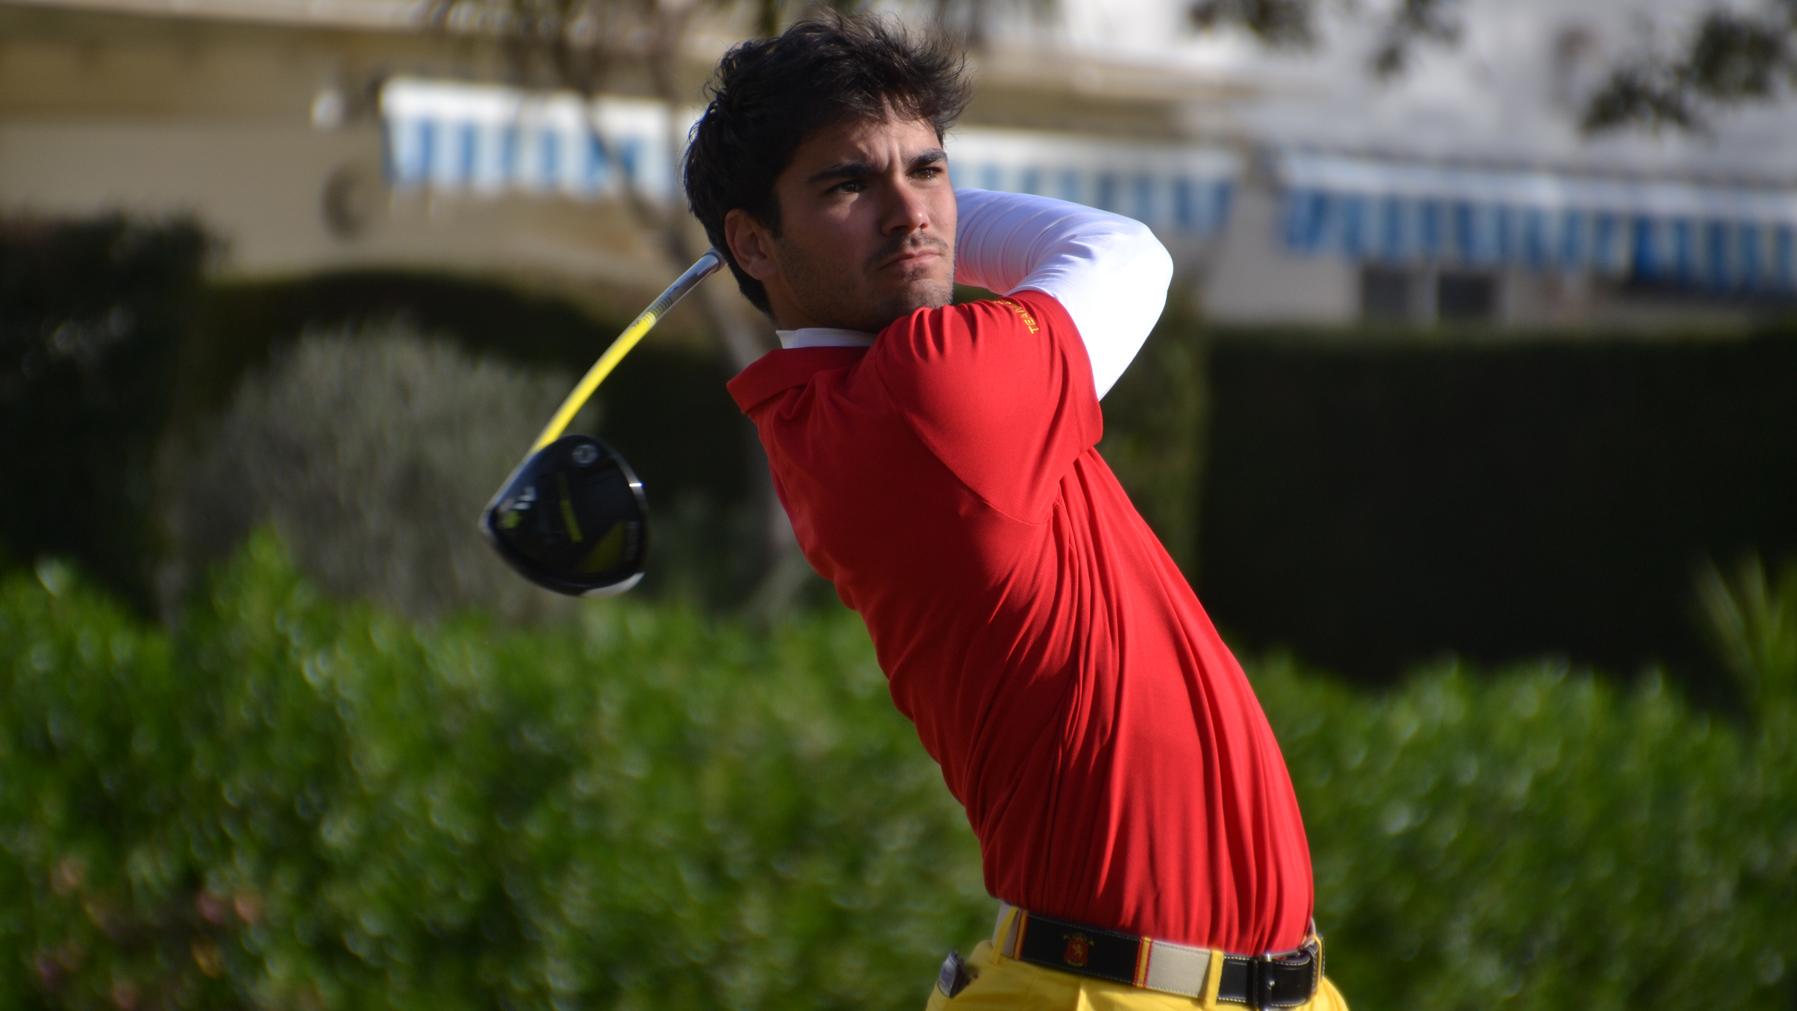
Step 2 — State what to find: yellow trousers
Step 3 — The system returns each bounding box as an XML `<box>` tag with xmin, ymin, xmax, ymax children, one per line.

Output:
<box><xmin>922</xmin><ymin>938</ymin><xmax>1351</xmax><ymax>1011</ymax></box>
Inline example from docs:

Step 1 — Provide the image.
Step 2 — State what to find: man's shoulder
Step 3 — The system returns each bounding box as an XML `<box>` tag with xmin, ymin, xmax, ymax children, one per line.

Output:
<box><xmin>726</xmin><ymin>345</ymin><xmax>869</xmax><ymax>415</ymax></box>
<box><xmin>874</xmin><ymin>289</ymin><xmax>1073</xmax><ymax>349</ymax></box>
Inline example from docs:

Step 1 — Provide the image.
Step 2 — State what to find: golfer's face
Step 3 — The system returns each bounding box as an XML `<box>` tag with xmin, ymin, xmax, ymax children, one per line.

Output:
<box><xmin>733</xmin><ymin>113</ymin><xmax>957</xmax><ymax>333</ymax></box>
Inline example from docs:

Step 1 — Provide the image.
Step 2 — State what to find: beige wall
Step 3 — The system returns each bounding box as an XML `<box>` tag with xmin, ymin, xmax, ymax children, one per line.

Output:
<box><xmin>0</xmin><ymin>3</ymin><xmax>684</xmax><ymax>294</ymax></box>
<box><xmin>1199</xmin><ymin>176</ymin><xmax>1358</xmax><ymax>324</ymax></box>
<box><xmin>2</xmin><ymin>119</ymin><xmax>375</xmax><ymax>265</ymax></box>
<box><xmin>2</xmin><ymin>116</ymin><xmax>675</xmax><ymax>287</ymax></box>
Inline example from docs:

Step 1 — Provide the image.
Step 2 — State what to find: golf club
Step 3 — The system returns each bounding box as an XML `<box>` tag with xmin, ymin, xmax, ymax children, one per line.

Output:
<box><xmin>481</xmin><ymin>250</ymin><xmax>723</xmax><ymax>596</ymax></box>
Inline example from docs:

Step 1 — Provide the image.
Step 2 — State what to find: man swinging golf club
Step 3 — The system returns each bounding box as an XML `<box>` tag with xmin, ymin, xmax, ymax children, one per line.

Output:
<box><xmin>685</xmin><ymin>13</ymin><xmax>1349</xmax><ymax>1010</ymax></box>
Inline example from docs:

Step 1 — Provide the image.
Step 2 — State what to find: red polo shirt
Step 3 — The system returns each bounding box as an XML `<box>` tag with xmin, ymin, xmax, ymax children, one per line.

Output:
<box><xmin>727</xmin><ymin>290</ymin><xmax>1313</xmax><ymax>954</ymax></box>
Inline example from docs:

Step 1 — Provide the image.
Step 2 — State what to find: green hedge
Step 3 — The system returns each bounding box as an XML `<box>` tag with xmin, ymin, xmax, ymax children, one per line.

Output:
<box><xmin>0</xmin><ymin>214</ymin><xmax>210</xmax><ymax>609</ymax></box>
<box><xmin>185</xmin><ymin>267</ymin><xmax>713</xmax><ymax>425</ymax></box>
<box><xmin>5</xmin><ymin>538</ymin><xmax>1794</xmax><ymax>1009</ymax></box>
<box><xmin>2</xmin><ymin>535</ymin><xmax>988</xmax><ymax>1009</ymax></box>
<box><xmin>15</xmin><ymin>210</ymin><xmax>1791</xmax><ymax>674</ymax></box>
<box><xmin>1097</xmin><ymin>300</ymin><xmax>1208</xmax><ymax>571</ymax></box>
<box><xmin>1197</xmin><ymin>328</ymin><xmax>1797</xmax><ymax>700</ymax></box>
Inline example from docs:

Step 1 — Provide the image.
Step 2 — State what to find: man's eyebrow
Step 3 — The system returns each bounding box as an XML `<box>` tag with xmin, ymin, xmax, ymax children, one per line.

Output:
<box><xmin>806</xmin><ymin>160</ymin><xmax>875</xmax><ymax>185</ymax></box>
<box><xmin>804</xmin><ymin>149</ymin><xmax>948</xmax><ymax>185</ymax></box>
<box><xmin>911</xmin><ymin>148</ymin><xmax>948</xmax><ymax>169</ymax></box>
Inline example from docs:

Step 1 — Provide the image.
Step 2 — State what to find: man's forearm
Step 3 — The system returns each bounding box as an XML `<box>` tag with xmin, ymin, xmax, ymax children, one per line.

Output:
<box><xmin>954</xmin><ymin>188</ymin><xmax>1175</xmax><ymax>399</ymax></box>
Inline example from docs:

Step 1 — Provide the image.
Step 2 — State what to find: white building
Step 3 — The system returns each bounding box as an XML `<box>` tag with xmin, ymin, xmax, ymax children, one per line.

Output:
<box><xmin>990</xmin><ymin>0</ymin><xmax>1797</xmax><ymax>328</ymax></box>
<box><xmin>5</xmin><ymin>0</ymin><xmax>1795</xmax><ymax>329</ymax></box>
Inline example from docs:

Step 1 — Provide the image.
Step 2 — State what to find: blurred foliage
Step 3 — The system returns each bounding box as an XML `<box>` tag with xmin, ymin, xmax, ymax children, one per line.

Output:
<box><xmin>4</xmin><ymin>538</ymin><xmax>1795</xmax><ymax>1009</ymax></box>
<box><xmin>7</xmin><ymin>210</ymin><xmax>1794</xmax><ymax>688</ymax></box>
<box><xmin>184</xmin><ymin>267</ymin><xmax>710</xmax><ymax>427</ymax></box>
<box><xmin>1268</xmin><ymin>645</ymin><xmax>1797</xmax><ymax>1010</ymax></box>
<box><xmin>1196</xmin><ymin>327</ymin><xmax>1797</xmax><ymax>698</ymax></box>
<box><xmin>157</xmin><ymin>325</ymin><xmax>588</xmax><ymax>624</ymax></box>
<box><xmin>1184</xmin><ymin>0</ymin><xmax>1797</xmax><ymax>135</ymax></box>
<box><xmin>0</xmin><ymin>213</ymin><xmax>210</xmax><ymax>610</ymax></box>
<box><xmin>1582</xmin><ymin>5</ymin><xmax>1797</xmax><ymax>133</ymax></box>
<box><xmin>185</xmin><ymin>269</ymin><xmax>761</xmax><ymax>612</ymax></box>
<box><xmin>1696</xmin><ymin>555</ymin><xmax>1797</xmax><ymax>732</ymax></box>
<box><xmin>1</xmin><ymin>534</ymin><xmax>988</xmax><ymax>1010</ymax></box>
<box><xmin>1099</xmin><ymin>298</ymin><xmax>1208</xmax><ymax>573</ymax></box>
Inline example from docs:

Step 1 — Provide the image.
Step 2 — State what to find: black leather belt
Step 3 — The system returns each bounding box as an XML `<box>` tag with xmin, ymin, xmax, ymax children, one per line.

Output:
<box><xmin>997</xmin><ymin>904</ymin><xmax>1322</xmax><ymax>1008</ymax></box>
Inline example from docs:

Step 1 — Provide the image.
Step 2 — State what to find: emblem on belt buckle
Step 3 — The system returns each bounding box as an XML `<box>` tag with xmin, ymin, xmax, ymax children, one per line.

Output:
<box><xmin>1062</xmin><ymin>932</ymin><xmax>1091</xmax><ymax>968</ymax></box>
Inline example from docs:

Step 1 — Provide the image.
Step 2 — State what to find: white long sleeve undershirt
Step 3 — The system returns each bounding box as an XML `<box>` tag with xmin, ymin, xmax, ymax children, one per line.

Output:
<box><xmin>776</xmin><ymin>188</ymin><xmax>1175</xmax><ymax>400</ymax></box>
<box><xmin>952</xmin><ymin>188</ymin><xmax>1174</xmax><ymax>399</ymax></box>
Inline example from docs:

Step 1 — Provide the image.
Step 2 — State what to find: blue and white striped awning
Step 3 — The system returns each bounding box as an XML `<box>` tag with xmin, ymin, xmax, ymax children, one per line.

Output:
<box><xmin>948</xmin><ymin>129</ymin><xmax>1239</xmax><ymax>239</ymax></box>
<box><xmin>381</xmin><ymin>78</ymin><xmax>680</xmax><ymax>201</ymax></box>
<box><xmin>1278</xmin><ymin>151</ymin><xmax>1797</xmax><ymax>293</ymax></box>
<box><xmin>379</xmin><ymin>78</ymin><xmax>1240</xmax><ymax>240</ymax></box>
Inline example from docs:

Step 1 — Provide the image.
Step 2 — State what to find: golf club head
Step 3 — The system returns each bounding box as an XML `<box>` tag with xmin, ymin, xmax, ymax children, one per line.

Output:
<box><xmin>480</xmin><ymin>435</ymin><xmax>648</xmax><ymax>597</ymax></box>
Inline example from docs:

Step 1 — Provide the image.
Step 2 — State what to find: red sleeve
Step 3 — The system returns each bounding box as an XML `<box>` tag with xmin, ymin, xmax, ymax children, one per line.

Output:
<box><xmin>867</xmin><ymin>289</ymin><xmax>1102</xmax><ymax>522</ymax></box>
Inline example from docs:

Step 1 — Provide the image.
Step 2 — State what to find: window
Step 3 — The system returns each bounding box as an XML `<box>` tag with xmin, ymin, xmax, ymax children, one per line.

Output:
<box><xmin>1360</xmin><ymin>266</ymin><xmax>1415</xmax><ymax>321</ymax></box>
<box><xmin>1437</xmin><ymin>271</ymin><xmax>1498</xmax><ymax>322</ymax></box>
<box><xmin>1359</xmin><ymin>266</ymin><xmax>1501</xmax><ymax>324</ymax></box>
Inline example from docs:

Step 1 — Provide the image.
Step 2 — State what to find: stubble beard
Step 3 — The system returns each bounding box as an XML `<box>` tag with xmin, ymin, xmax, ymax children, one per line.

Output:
<box><xmin>870</xmin><ymin>232</ymin><xmax>955</xmax><ymax>329</ymax></box>
<box><xmin>778</xmin><ymin>236</ymin><xmax>955</xmax><ymax>334</ymax></box>
<box><xmin>872</xmin><ymin>265</ymin><xmax>953</xmax><ymax>332</ymax></box>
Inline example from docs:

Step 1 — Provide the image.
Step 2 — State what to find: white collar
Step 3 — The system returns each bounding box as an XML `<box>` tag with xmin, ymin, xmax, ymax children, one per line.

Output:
<box><xmin>776</xmin><ymin>327</ymin><xmax>876</xmax><ymax>350</ymax></box>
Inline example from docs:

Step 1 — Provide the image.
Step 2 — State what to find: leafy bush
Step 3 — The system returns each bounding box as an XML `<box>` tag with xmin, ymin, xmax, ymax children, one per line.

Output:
<box><xmin>0</xmin><ymin>214</ymin><xmax>210</xmax><ymax>607</ymax></box>
<box><xmin>1697</xmin><ymin>555</ymin><xmax>1797</xmax><ymax>727</ymax></box>
<box><xmin>158</xmin><ymin>324</ymin><xmax>589</xmax><ymax>623</ymax></box>
<box><xmin>1257</xmin><ymin>555</ymin><xmax>1797</xmax><ymax>1008</ymax></box>
<box><xmin>186</xmin><ymin>269</ymin><xmax>762</xmax><ymax>609</ymax></box>
<box><xmin>2</xmin><ymin>535</ymin><xmax>989</xmax><ymax>1009</ymax></box>
<box><xmin>1264</xmin><ymin>658</ymin><xmax>1794</xmax><ymax>1009</ymax></box>
<box><xmin>6</xmin><ymin>541</ymin><xmax>1795</xmax><ymax>1009</ymax></box>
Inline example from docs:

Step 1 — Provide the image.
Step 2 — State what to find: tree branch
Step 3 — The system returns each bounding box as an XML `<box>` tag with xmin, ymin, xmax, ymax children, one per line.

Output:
<box><xmin>1583</xmin><ymin>9</ymin><xmax>1795</xmax><ymax>133</ymax></box>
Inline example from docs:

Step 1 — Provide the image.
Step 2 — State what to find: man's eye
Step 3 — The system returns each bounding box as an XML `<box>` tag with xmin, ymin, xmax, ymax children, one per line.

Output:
<box><xmin>831</xmin><ymin>180</ymin><xmax>865</xmax><ymax>195</ymax></box>
<box><xmin>914</xmin><ymin>165</ymin><xmax>944</xmax><ymax>179</ymax></box>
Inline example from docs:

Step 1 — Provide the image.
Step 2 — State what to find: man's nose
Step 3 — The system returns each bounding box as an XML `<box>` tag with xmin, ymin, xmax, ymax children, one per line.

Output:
<box><xmin>882</xmin><ymin>180</ymin><xmax>932</xmax><ymax>233</ymax></box>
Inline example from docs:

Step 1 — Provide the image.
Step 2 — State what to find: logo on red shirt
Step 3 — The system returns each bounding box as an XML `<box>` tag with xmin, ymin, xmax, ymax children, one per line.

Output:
<box><xmin>997</xmin><ymin>298</ymin><xmax>1039</xmax><ymax>334</ymax></box>
<box><xmin>1062</xmin><ymin>932</ymin><xmax>1091</xmax><ymax>968</ymax></box>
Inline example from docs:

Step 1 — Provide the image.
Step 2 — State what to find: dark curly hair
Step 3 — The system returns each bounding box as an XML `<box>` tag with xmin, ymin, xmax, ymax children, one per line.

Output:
<box><xmin>683</xmin><ymin>11</ymin><xmax>970</xmax><ymax>314</ymax></box>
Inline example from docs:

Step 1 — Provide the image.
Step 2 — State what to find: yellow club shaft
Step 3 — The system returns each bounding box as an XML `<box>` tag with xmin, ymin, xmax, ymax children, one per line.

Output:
<box><xmin>529</xmin><ymin>250</ymin><xmax>724</xmax><ymax>452</ymax></box>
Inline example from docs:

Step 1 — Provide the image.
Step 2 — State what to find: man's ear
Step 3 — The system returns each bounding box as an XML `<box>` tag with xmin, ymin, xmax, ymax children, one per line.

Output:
<box><xmin>724</xmin><ymin>208</ymin><xmax>778</xmax><ymax>282</ymax></box>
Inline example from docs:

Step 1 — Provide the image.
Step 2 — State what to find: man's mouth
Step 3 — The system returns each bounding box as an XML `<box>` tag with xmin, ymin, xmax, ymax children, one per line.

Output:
<box><xmin>876</xmin><ymin>240</ymin><xmax>948</xmax><ymax>272</ymax></box>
